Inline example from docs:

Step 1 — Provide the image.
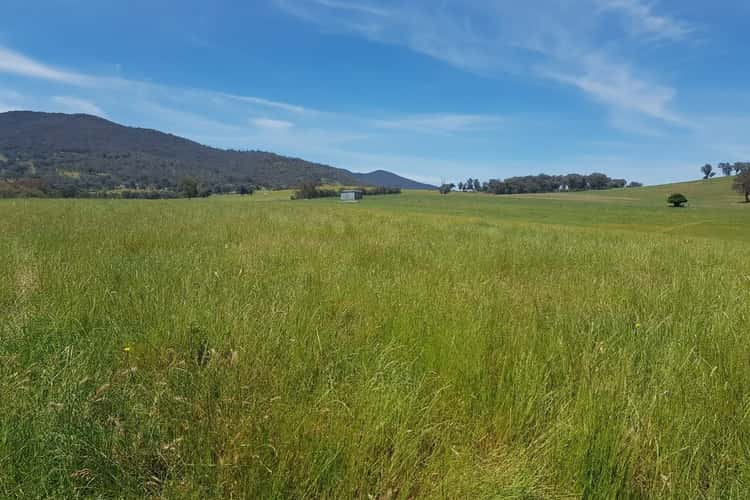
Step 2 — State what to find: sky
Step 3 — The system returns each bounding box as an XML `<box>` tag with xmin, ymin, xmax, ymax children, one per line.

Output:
<box><xmin>1</xmin><ymin>1</ymin><xmax>749</xmax><ymax>185</ymax></box>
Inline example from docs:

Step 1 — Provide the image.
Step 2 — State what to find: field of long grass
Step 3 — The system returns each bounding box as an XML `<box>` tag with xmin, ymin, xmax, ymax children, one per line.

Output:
<box><xmin>2</xmin><ymin>178</ymin><xmax>749</xmax><ymax>498</ymax></box>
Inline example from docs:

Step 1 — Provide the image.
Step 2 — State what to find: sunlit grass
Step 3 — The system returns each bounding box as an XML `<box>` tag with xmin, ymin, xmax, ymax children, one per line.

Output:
<box><xmin>1</xmin><ymin>186</ymin><xmax>749</xmax><ymax>497</ymax></box>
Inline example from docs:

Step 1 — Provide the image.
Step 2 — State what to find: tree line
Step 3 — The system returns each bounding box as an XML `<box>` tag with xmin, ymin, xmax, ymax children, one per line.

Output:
<box><xmin>701</xmin><ymin>162</ymin><xmax>750</xmax><ymax>203</ymax></box>
<box><xmin>0</xmin><ymin>175</ymin><xmax>256</xmax><ymax>199</ymax></box>
<box><xmin>291</xmin><ymin>183</ymin><xmax>402</xmax><ymax>200</ymax></box>
<box><xmin>441</xmin><ymin>173</ymin><xmax>639</xmax><ymax>195</ymax></box>
<box><xmin>700</xmin><ymin>162</ymin><xmax>749</xmax><ymax>179</ymax></box>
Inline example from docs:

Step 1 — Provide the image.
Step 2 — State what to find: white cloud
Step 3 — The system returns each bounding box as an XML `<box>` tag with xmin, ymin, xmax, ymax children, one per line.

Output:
<box><xmin>51</xmin><ymin>96</ymin><xmax>106</xmax><ymax>116</ymax></box>
<box><xmin>0</xmin><ymin>45</ymin><xmax>496</xmax><ymax>161</ymax></box>
<box><xmin>596</xmin><ymin>0</ymin><xmax>693</xmax><ymax>41</ymax></box>
<box><xmin>252</xmin><ymin>117</ymin><xmax>294</xmax><ymax>132</ymax></box>
<box><xmin>222</xmin><ymin>93</ymin><xmax>311</xmax><ymax>115</ymax></box>
<box><xmin>538</xmin><ymin>55</ymin><xmax>685</xmax><ymax>127</ymax></box>
<box><xmin>313</xmin><ymin>0</ymin><xmax>390</xmax><ymax>17</ymax></box>
<box><xmin>372</xmin><ymin>113</ymin><xmax>502</xmax><ymax>134</ymax></box>
<box><xmin>276</xmin><ymin>0</ymin><xmax>692</xmax><ymax>133</ymax></box>
<box><xmin>0</xmin><ymin>44</ymin><xmax>314</xmax><ymax>119</ymax></box>
<box><xmin>0</xmin><ymin>46</ymin><xmax>91</xmax><ymax>85</ymax></box>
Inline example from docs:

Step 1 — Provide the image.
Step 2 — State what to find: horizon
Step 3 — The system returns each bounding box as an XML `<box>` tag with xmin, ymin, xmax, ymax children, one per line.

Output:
<box><xmin>1</xmin><ymin>1</ymin><xmax>748</xmax><ymax>185</ymax></box>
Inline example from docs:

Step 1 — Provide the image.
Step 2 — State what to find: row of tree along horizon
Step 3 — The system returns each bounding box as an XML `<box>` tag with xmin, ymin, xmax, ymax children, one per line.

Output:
<box><xmin>671</xmin><ymin>164</ymin><xmax>750</xmax><ymax>204</ymax></box>
<box><xmin>701</xmin><ymin>162</ymin><xmax>750</xmax><ymax>179</ymax></box>
<box><xmin>440</xmin><ymin>162</ymin><xmax>750</xmax><ymax>196</ymax></box>
<box><xmin>2</xmin><ymin>162</ymin><xmax>748</xmax><ymax>199</ymax></box>
<box><xmin>440</xmin><ymin>173</ymin><xmax>637</xmax><ymax>195</ymax></box>
<box><xmin>0</xmin><ymin>176</ymin><xmax>402</xmax><ymax>199</ymax></box>
<box><xmin>699</xmin><ymin>162</ymin><xmax>750</xmax><ymax>202</ymax></box>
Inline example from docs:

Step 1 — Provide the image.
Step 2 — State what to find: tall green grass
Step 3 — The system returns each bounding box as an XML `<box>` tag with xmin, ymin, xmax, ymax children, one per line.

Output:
<box><xmin>1</xmin><ymin>190</ymin><xmax>749</xmax><ymax>498</ymax></box>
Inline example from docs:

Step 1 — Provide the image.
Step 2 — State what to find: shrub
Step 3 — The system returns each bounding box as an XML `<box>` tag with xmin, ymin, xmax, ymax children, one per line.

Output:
<box><xmin>439</xmin><ymin>183</ymin><xmax>455</xmax><ymax>195</ymax></box>
<box><xmin>667</xmin><ymin>193</ymin><xmax>688</xmax><ymax>207</ymax></box>
<box><xmin>362</xmin><ymin>186</ymin><xmax>401</xmax><ymax>196</ymax></box>
<box><xmin>291</xmin><ymin>183</ymin><xmax>338</xmax><ymax>200</ymax></box>
<box><xmin>178</xmin><ymin>177</ymin><xmax>199</xmax><ymax>198</ymax></box>
<box><xmin>60</xmin><ymin>184</ymin><xmax>80</xmax><ymax>198</ymax></box>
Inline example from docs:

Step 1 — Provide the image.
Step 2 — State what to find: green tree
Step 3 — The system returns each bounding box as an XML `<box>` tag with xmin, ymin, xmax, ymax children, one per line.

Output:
<box><xmin>733</xmin><ymin>170</ymin><xmax>750</xmax><ymax>203</ymax></box>
<box><xmin>586</xmin><ymin>172</ymin><xmax>610</xmax><ymax>190</ymax></box>
<box><xmin>439</xmin><ymin>183</ymin><xmax>455</xmax><ymax>195</ymax></box>
<box><xmin>486</xmin><ymin>179</ymin><xmax>506</xmax><ymax>194</ymax></box>
<box><xmin>701</xmin><ymin>164</ymin><xmax>715</xmax><ymax>179</ymax></box>
<box><xmin>565</xmin><ymin>173</ymin><xmax>586</xmax><ymax>191</ymax></box>
<box><xmin>667</xmin><ymin>193</ymin><xmax>688</xmax><ymax>207</ymax></box>
<box><xmin>179</xmin><ymin>177</ymin><xmax>198</xmax><ymax>198</ymax></box>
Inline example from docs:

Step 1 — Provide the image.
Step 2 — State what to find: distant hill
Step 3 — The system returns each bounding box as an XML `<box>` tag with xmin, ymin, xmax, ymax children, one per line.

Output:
<box><xmin>0</xmin><ymin>111</ymin><xmax>431</xmax><ymax>193</ymax></box>
<box><xmin>352</xmin><ymin>169</ymin><xmax>435</xmax><ymax>190</ymax></box>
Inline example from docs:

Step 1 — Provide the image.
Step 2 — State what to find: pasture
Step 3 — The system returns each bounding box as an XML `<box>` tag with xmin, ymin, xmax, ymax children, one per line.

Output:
<box><xmin>1</xmin><ymin>177</ymin><xmax>749</xmax><ymax>498</ymax></box>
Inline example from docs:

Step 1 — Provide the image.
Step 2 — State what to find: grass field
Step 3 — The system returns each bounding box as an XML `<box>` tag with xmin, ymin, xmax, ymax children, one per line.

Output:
<box><xmin>1</xmin><ymin>177</ymin><xmax>749</xmax><ymax>498</ymax></box>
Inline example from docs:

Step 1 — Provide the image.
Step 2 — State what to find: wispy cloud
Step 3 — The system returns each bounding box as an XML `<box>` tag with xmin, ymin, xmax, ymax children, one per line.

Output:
<box><xmin>596</xmin><ymin>0</ymin><xmax>693</xmax><ymax>41</ymax></box>
<box><xmin>0</xmin><ymin>43</ymin><xmax>314</xmax><ymax>119</ymax></box>
<box><xmin>276</xmin><ymin>0</ymin><xmax>692</xmax><ymax>133</ymax></box>
<box><xmin>51</xmin><ymin>96</ymin><xmax>106</xmax><ymax>116</ymax></box>
<box><xmin>0</xmin><ymin>46</ymin><xmax>92</xmax><ymax>85</ymax></box>
<box><xmin>372</xmin><ymin>113</ymin><xmax>502</xmax><ymax>135</ymax></box>
<box><xmin>252</xmin><ymin>117</ymin><xmax>294</xmax><ymax>132</ymax></box>
<box><xmin>0</xmin><ymin>44</ymin><xmax>507</xmax><ymax>151</ymax></box>
<box><xmin>539</xmin><ymin>54</ymin><xmax>686</xmax><ymax>127</ymax></box>
<box><xmin>221</xmin><ymin>93</ymin><xmax>312</xmax><ymax>115</ymax></box>
<box><xmin>313</xmin><ymin>0</ymin><xmax>391</xmax><ymax>17</ymax></box>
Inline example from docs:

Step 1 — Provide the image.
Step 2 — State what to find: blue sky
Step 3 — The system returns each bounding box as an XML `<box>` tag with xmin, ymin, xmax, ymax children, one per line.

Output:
<box><xmin>1</xmin><ymin>0</ymin><xmax>748</xmax><ymax>185</ymax></box>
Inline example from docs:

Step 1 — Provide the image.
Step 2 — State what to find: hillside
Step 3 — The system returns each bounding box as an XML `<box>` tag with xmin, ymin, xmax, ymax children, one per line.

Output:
<box><xmin>0</xmin><ymin>111</ymin><xmax>430</xmax><ymax>193</ymax></box>
<box><xmin>352</xmin><ymin>169</ymin><xmax>435</xmax><ymax>190</ymax></box>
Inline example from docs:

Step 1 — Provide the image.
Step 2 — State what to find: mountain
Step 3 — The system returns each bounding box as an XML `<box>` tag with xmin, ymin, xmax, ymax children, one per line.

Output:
<box><xmin>0</xmin><ymin>111</ymin><xmax>431</xmax><ymax>193</ymax></box>
<box><xmin>352</xmin><ymin>170</ymin><xmax>435</xmax><ymax>190</ymax></box>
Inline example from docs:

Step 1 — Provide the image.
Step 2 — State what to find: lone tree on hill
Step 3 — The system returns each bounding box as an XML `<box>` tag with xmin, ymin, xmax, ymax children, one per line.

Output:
<box><xmin>668</xmin><ymin>193</ymin><xmax>688</xmax><ymax>207</ymax></box>
<box><xmin>701</xmin><ymin>164</ymin><xmax>715</xmax><ymax>179</ymax></box>
<box><xmin>734</xmin><ymin>170</ymin><xmax>750</xmax><ymax>203</ymax></box>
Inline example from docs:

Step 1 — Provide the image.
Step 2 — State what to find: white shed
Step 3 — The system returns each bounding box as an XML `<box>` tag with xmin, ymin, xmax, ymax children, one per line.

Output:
<box><xmin>340</xmin><ymin>190</ymin><xmax>363</xmax><ymax>202</ymax></box>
